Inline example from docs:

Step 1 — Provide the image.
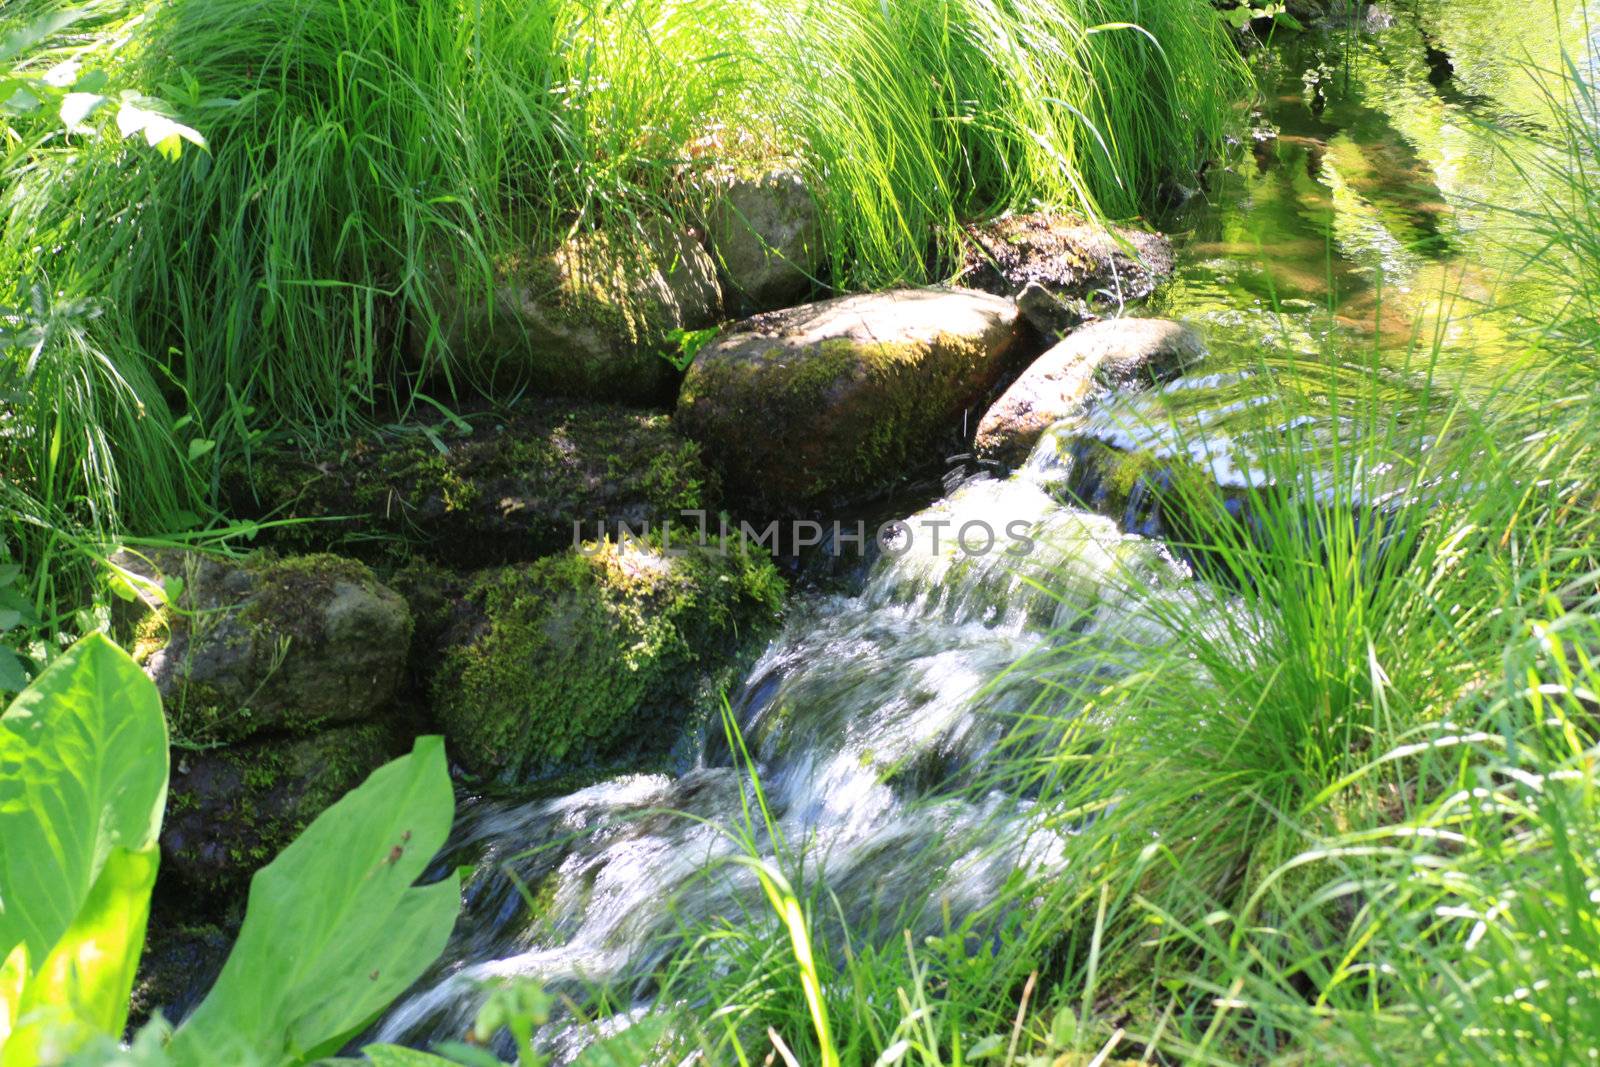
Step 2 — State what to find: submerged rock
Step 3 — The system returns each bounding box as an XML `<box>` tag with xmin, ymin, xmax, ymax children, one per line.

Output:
<box><xmin>226</xmin><ymin>402</ymin><xmax>715</xmax><ymax>566</ymax></box>
<box><xmin>976</xmin><ymin>318</ymin><xmax>1206</xmax><ymax>466</ymax></box>
<box><xmin>126</xmin><ymin>552</ymin><xmax>411</xmax><ymax>747</ymax></box>
<box><xmin>960</xmin><ymin>211</ymin><xmax>1175</xmax><ymax>336</ymax></box>
<box><xmin>436</xmin><ymin>222</ymin><xmax>721</xmax><ymax>403</ymax></box>
<box><xmin>701</xmin><ymin>169</ymin><xmax>824</xmax><ymax>315</ymax></box>
<box><xmin>676</xmin><ymin>288</ymin><xmax>1020</xmax><ymax>507</ymax></box>
<box><xmin>161</xmin><ymin>722</ymin><xmax>402</xmax><ymax>894</ymax></box>
<box><xmin>430</xmin><ymin>537</ymin><xmax>784</xmax><ymax>781</ymax></box>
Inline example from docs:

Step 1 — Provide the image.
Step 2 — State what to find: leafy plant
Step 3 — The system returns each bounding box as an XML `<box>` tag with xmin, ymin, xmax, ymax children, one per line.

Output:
<box><xmin>0</xmin><ymin>634</ymin><xmax>167</xmax><ymax>1065</ymax></box>
<box><xmin>0</xmin><ymin>633</ymin><xmax>462</xmax><ymax>1067</ymax></box>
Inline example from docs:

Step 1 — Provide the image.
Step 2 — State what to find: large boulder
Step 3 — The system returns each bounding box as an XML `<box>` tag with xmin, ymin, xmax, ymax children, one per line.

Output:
<box><xmin>160</xmin><ymin>722</ymin><xmax>401</xmax><ymax>894</ymax></box>
<box><xmin>975</xmin><ymin>318</ymin><xmax>1205</xmax><ymax>466</ymax></box>
<box><xmin>960</xmin><ymin>212</ymin><xmax>1175</xmax><ymax>336</ymax></box>
<box><xmin>437</xmin><ymin>222</ymin><xmax>721</xmax><ymax>403</ymax></box>
<box><xmin>126</xmin><ymin>552</ymin><xmax>412</xmax><ymax>746</ymax></box>
<box><xmin>226</xmin><ymin>402</ymin><xmax>716</xmax><ymax>566</ymax></box>
<box><xmin>676</xmin><ymin>288</ymin><xmax>1020</xmax><ymax>507</ymax></box>
<box><xmin>701</xmin><ymin>169</ymin><xmax>825</xmax><ymax>315</ymax></box>
<box><xmin>431</xmin><ymin>537</ymin><xmax>783</xmax><ymax>781</ymax></box>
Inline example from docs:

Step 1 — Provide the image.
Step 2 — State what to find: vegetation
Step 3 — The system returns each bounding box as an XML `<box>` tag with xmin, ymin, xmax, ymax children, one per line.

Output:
<box><xmin>0</xmin><ymin>635</ymin><xmax>459</xmax><ymax>1066</ymax></box>
<box><xmin>11</xmin><ymin>0</ymin><xmax>1600</xmax><ymax>1065</ymax></box>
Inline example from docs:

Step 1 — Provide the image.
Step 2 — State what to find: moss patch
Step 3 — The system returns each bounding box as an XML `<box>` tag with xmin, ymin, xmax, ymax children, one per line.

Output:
<box><xmin>225</xmin><ymin>401</ymin><xmax>716</xmax><ymax>567</ymax></box>
<box><xmin>432</xmin><ymin>533</ymin><xmax>784</xmax><ymax>781</ymax></box>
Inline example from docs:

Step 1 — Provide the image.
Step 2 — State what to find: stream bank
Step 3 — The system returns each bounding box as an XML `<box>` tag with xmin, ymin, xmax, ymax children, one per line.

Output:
<box><xmin>124</xmin><ymin>0</ymin><xmax>1593</xmax><ymax>1057</ymax></box>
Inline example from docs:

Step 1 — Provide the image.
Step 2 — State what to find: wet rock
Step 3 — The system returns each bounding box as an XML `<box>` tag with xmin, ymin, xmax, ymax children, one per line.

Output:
<box><xmin>437</xmin><ymin>222</ymin><xmax>721</xmax><ymax>403</ymax></box>
<box><xmin>160</xmin><ymin>722</ymin><xmax>402</xmax><ymax>894</ymax></box>
<box><xmin>123</xmin><ymin>552</ymin><xmax>411</xmax><ymax>747</ymax></box>
<box><xmin>430</xmin><ymin>537</ymin><xmax>784</xmax><ymax>781</ymax></box>
<box><xmin>960</xmin><ymin>212</ymin><xmax>1175</xmax><ymax>335</ymax></box>
<box><xmin>702</xmin><ymin>169</ymin><xmax>824</xmax><ymax>315</ymax></box>
<box><xmin>975</xmin><ymin>318</ymin><xmax>1205</xmax><ymax>466</ymax></box>
<box><xmin>676</xmin><ymin>288</ymin><xmax>1020</xmax><ymax>508</ymax></box>
<box><xmin>128</xmin><ymin>919</ymin><xmax>232</xmax><ymax>1030</ymax></box>
<box><xmin>225</xmin><ymin>402</ymin><xmax>716</xmax><ymax>567</ymax></box>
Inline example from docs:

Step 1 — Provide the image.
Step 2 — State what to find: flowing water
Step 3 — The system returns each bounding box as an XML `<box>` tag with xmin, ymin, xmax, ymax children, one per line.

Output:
<box><xmin>374</xmin><ymin>4</ymin><xmax>1589</xmax><ymax>1057</ymax></box>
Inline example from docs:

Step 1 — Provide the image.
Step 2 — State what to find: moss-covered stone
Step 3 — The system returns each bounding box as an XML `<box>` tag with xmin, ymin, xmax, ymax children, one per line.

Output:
<box><xmin>123</xmin><ymin>550</ymin><xmax>412</xmax><ymax>747</ymax></box>
<box><xmin>432</xmin><ymin>222</ymin><xmax>721</xmax><ymax>403</ymax></box>
<box><xmin>225</xmin><ymin>401</ymin><xmax>716</xmax><ymax>567</ymax></box>
<box><xmin>431</xmin><ymin>535</ymin><xmax>784</xmax><ymax>781</ymax></box>
<box><xmin>676</xmin><ymin>288</ymin><xmax>1021</xmax><ymax>508</ymax></box>
<box><xmin>959</xmin><ymin>211</ymin><xmax>1175</xmax><ymax>336</ymax></box>
<box><xmin>159</xmin><ymin>722</ymin><xmax>403</xmax><ymax>896</ymax></box>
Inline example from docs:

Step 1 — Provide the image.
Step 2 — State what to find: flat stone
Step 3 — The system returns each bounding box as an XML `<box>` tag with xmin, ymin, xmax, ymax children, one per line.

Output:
<box><xmin>975</xmin><ymin>318</ymin><xmax>1204</xmax><ymax>466</ymax></box>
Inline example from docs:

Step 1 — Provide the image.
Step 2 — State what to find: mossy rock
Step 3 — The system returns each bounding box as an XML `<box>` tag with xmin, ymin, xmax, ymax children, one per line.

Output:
<box><xmin>225</xmin><ymin>401</ymin><xmax>716</xmax><ymax>567</ymax></box>
<box><xmin>432</xmin><ymin>222</ymin><xmax>721</xmax><ymax>403</ymax></box>
<box><xmin>959</xmin><ymin>212</ymin><xmax>1175</xmax><ymax>336</ymax></box>
<box><xmin>128</xmin><ymin>919</ymin><xmax>232</xmax><ymax>1031</ymax></box>
<box><xmin>697</xmin><ymin>169</ymin><xmax>824</xmax><ymax>316</ymax></box>
<box><xmin>160</xmin><ymin>721</ymin><xmax>403</xmax><ymax>896</ymax></box>
<box><xmin>124</xmin><ymin>551</ymin><xmax>412</xmax><ymax>747</ymax></box>
<box><xmin>431</xmin><ymin>536</ymin><xmax>784</xmax><ymax>781</ymax></box>
<box><xmin>676</xmin><ymin>288</ymin><xmax>1020</xmax><ymax>509</ymax></box>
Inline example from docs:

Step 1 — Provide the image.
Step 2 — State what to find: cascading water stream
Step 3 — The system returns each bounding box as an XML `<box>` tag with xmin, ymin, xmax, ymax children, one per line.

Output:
<box><xmin>372</xmin><ymin>428</ymin><xmax>1178</xmax><ymax>1057</ymax></box>
<box><xmin>372</xmin><ymin>8</ymin><xmax>1580</xmax><ymax>1053</ymax></box>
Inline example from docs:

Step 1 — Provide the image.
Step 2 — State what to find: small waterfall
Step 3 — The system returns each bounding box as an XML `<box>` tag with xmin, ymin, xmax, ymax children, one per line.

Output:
<box><xmin>371</xmin><ymin>436</ymin><xmax>1178</xmax><ymax>1056</ymax></box>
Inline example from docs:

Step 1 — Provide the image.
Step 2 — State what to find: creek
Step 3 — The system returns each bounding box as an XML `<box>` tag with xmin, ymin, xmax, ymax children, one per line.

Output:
<box><xmin>373</xmin><ymin>3</ymin><xmax>1591</xmax><ymax>1056</ymax></box>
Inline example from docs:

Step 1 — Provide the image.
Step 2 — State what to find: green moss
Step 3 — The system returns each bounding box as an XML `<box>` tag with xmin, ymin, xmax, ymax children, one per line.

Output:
<box><xmin>225</xmin><ymin>403</ymin><xmax>717</xmax><ymax>566</ymax></box>
<box><xmin>432</xmin><ymin>534</ymin><xmax>784</xmax><ymax>781</ymax></box>
<box><xmin>680</xmin><ymin>327</ymin><xmax>995</xmax><ymax>505</ymax></box>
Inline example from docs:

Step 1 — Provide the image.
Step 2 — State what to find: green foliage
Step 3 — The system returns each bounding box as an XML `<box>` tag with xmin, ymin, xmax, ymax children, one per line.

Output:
<box><xmin>168</xmin><ymin>736</ymin><xmax>460</xmax><ymax>1066</ymax></box>
<box><xmin>0</xmin><ymin>634</ymin><xmax>167</xmax><ymax>1064</ymax></box>
<box><xmin>0</xmin><ymin>0</ymin><xmax>1245</xmax><ymax>575</ymax></box>
<box><xmin>0</xmin><ymin>631</ymin><xmax>461</xmax><ymax>1067</ymax></box>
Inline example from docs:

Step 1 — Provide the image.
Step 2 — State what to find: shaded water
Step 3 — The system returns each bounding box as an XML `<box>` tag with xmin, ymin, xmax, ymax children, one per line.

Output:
<box><xmin>375</xmin><ymin>4</ymin><xmax>1585</xmax><ymax>1057</ymax></box>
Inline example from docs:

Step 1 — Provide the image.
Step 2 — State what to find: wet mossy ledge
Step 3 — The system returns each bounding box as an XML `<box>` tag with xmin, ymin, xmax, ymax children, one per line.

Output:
<box><xmin>117</xmin><ymin>550</ymin><xmax>417</xmax><ymax>894</ymax></box>
<box><xmin>428</xmin><ymin>534</ymin><xmax>785</xmax><ymax>782</ymax></box>
<box><xmin>225</xmin><ymin>400</ymin><xmax>716</xmax><ymax>566</ymax></box>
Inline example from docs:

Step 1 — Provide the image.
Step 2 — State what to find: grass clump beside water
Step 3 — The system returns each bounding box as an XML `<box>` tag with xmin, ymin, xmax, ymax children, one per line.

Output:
<box><xmin>632</xmin><ymin>39</ymin><xmax>1600</xmax><ymax>1067</ymax></box>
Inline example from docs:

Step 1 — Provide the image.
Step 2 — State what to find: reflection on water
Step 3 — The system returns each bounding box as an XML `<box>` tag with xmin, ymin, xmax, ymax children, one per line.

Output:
<box><xmin>1154</xmin><ymin>0</ymin><xmax>1591</xmax><ymax>377</ymax></box>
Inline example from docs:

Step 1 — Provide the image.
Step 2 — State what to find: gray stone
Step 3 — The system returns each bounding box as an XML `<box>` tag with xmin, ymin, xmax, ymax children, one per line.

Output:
<box><xmin>437</xmin><ymin>221</ymin><xmax>722</xmax><ymax>402</ymax></box>
<box><xmin>703</xmin><ymin>170</ymin><xmax>825</xmax><ymax>315</ymax></box>
<box><xmin>677</xmin><ymin>288</ymin><xmax>1020</xmax><ymax>506</ymax></box>
<box><xmin>123</xmin><ymin>552</ymin><xmax>412</xmax><ymax>746</ymax></box>
<box><xmin>975</xmin><ymin>318</ymin><xmax>1204</xmax><ymax>466</ymax></box>
<box><xmin>961</xmin><ymin>212</ymin><xmax>1175</xmax><ymax>336</ymax></box>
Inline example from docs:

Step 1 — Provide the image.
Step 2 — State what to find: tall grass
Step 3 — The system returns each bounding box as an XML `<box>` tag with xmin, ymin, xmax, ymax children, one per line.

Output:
<box><xmin>648</xmin><ymin>40</ymin><xmax>1600</xmax><ymax>1061</ymax></box>
<box><xmin>0</xmin><ymin>0</ymin><xmax>1244</xmax><ymax>546</ymax></box>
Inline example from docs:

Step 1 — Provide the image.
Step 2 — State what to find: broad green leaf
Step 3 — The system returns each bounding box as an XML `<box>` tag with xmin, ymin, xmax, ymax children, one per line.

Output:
<box><xmin>169</xmin><ymin>737</ymin><xmax>460</xmax><ymax>1067</ymax></box>
<box><xmin>3</xmin><ymin>846</ymin><xmax>159</xmax><ymax>1066</ymax></box>
<box><xmin>0</xmin><ymin>633</ymin><xmax>168</xmax><ymax>1049</ymax></box>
